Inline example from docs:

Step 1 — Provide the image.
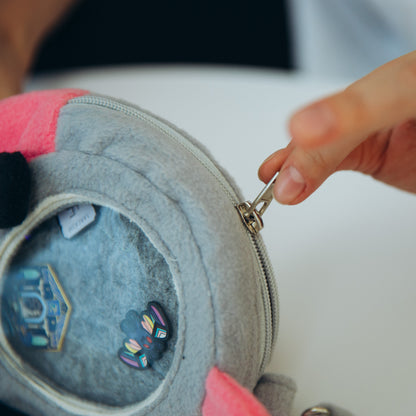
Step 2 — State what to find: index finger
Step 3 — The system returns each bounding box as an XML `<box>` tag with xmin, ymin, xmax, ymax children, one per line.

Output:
<box><xmin>289</xmin><ymin>50</ymin><xmax>416</xmax><ymax>149</ymax></box>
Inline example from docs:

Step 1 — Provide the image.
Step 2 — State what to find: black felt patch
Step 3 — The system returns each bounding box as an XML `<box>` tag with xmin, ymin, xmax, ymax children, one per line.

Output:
<box><xmin>0</xmin><ymin>152</ymin><xmax>31</xmax><ymax>228</ymax></box>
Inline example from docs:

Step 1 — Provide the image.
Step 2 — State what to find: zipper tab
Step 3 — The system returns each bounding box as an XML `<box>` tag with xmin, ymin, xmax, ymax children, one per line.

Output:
<box><xmin>302</xmin><ymin>407</ymin><xmax>331</xmax><ymax>416</ymax></box>
<box><xmin>237</xmin><ymin>171</ymin><xmax>279</xmax><ymax>234</ymax></box>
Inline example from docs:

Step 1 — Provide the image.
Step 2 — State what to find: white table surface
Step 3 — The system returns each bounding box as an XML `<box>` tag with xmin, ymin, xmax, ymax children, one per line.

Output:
<box><xmin>29</xmin><ymin>66</ymin><xmax>416</xmax><ymax>415</ymax></box>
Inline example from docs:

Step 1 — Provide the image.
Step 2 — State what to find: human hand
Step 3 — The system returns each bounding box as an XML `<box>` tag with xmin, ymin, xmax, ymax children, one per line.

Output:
<box><xmin>0</xmin><ymin>0</ymin><xmax>77</xmax><ymax>100</ymax></box>
<box><xmin>0</xmin><ymin>31</ymin><xmax>26</xmax><ymax>99</ymax></box>
<box><xmin>259</xmin><ymin>51</ymin><xmax>416</xmax><ymax>205</ymax></box>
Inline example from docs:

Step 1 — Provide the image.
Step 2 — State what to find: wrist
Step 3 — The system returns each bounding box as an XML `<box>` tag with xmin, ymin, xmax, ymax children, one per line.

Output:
<box><xmin>0</xmin><ymin>32</ymin><xmax>26</xmax><ymax>99</ymax></box>
<box><xmin>0</xmin><ymin>0</ymin><xmax>78</xmax><ymax>77</ymax></box>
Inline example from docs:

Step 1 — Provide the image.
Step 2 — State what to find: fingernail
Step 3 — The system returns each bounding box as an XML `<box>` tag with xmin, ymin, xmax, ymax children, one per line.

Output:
<box><xmin>291</xmin><ymin>104</ymin><xmax>334</xmax><ymax>141</ymax></box>
<box><xmin>274</xmin><ymin>166</ymin><xmax>305</xmax><ymax>204</ymax></box>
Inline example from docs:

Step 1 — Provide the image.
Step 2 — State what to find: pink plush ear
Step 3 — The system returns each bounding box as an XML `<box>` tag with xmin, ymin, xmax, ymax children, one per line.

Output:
<box><xmin>0</xmin><ymin>89</ymin><xmax>88</xmax><ymax>161</ymax></box>
<box><xmin>203</xmin><ymin>367</ymin><xmax>271</xmax><ymax>416</ymax></box>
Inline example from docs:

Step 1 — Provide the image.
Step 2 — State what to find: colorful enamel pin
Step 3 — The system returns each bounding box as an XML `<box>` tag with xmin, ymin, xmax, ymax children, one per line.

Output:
<box><xmin>2</xmin><ymin>265</ymin><xmax>72</xmax><ymax>351</ymax></box>
<box><xmin>119</xmin><ymin>302</ymin><xmax>170</xmax><ymax>370</ymax></box>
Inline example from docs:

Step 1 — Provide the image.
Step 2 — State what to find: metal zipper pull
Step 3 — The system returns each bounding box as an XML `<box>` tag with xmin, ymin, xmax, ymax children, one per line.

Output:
<box><xmin>237</xmin><ymin>171</ymin><xmax>279</xmax><ymax>234</ymax></box>
<box><xmin>302</xmin><ymin>407</ymin><xmax>331</xmax><ymax>416</ymax></box>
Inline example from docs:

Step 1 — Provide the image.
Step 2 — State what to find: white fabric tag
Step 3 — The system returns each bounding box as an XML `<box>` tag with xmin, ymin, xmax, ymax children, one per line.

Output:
<box><xmin>58</xmin><ymin>204</ymin><xmax>96</xmax><ymax>239</ymax></box>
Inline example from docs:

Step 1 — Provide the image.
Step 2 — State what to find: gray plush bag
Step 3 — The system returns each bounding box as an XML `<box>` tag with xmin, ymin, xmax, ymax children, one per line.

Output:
<box><xmin>0</xmin><ymin>89</ymin><xmax>298</xmax><ymax>416</ymax></box>
<box><xmin>0</xmin><ymin>90</ymin><xmax>347</xmax><ymax>416</ymax></box>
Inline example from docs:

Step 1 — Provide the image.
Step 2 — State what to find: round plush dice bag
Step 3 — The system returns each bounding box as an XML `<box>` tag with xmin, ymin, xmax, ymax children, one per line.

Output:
<box><xmin>0</xmin><ymin>90</ymin><xmax>296</xmax><ymax>416</ymax></box>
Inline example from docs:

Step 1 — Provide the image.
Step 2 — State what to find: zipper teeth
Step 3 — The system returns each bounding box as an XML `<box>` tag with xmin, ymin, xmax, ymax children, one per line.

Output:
<box><xmin>252</xmin><ymin>235</ymin><xmax>279</xmax><ymax>350</ymax></box>
<box><xmin>71</xmin><ymin>95</ymin><xmax>238</xmax><ymax>202</ymax></box>
<box><xmin>69</xmin><ymin>94</ymin><xmax>277</xmax><ymax>373</ymax></box>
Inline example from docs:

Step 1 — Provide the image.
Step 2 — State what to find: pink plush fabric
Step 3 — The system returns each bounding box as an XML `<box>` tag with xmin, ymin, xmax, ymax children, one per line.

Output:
<box><xmin>203</xmin><ymin>367</ymin><xmax>271</xmax><ymax>416</ymax></box>
<box><xmin>0</xmin><ymin>89</ymin><xmax>88</xmax><ymax>161</ymax></box>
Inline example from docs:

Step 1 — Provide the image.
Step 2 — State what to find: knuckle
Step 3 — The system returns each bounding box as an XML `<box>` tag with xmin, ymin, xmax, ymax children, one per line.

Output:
<box><xmin>301</xmin><ymin>149</ymin><xmax>331</xmax><ymax>188</ymax></box>
<box><xmin>304</xmin><ymin>148</ymin><xmax>328</xmax><ymax>170</ymax></box>
<box><xmin>341</xmin><ymin>86</ymin><xmax>370</xmax><ymax>127</ymax></box>
<box><xmin>398</xmin><ymin>59</ymin><xmax>416</xmax><ymax>86</ymax></box>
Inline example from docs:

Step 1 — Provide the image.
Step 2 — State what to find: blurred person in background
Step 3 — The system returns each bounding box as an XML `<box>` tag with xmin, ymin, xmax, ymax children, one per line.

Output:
<box><xmin>0</xmin><ymin>0</ymin><xmax>292</xmax><ymax>99</ymax></box>
<box><xmin>0</xmin><ymin>0</ymin><xmax>415</xmax><ymax>414</ymax></box>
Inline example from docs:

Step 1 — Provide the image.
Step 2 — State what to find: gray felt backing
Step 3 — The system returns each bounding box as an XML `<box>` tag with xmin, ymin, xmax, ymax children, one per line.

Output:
<box><xmin>4</xmin><ymin>206</ymin><xmax>177</xmax><ymax>406</ymax></box>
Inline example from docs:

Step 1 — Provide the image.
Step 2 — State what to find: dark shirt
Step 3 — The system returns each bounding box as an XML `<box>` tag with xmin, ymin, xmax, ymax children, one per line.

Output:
<box><xmin>33</xmin><ymin>0</ymin><xmax>292</xmax><ymax>73</ymax></box>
